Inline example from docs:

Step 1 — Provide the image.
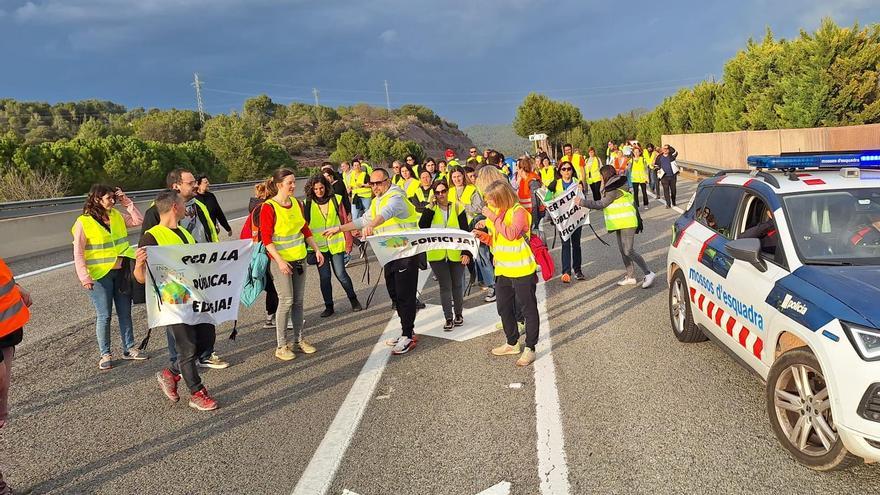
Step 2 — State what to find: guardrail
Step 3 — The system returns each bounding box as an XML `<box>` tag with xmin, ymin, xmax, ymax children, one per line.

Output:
<box><xmin>675</xmin><ymin>160</ymin><xmax>725</xmax><ymax>179</ymax></box>
<box><xmin>0</xmin><ymin>180</ymin><xmax>262</xmax><ymax>216</ymax></box>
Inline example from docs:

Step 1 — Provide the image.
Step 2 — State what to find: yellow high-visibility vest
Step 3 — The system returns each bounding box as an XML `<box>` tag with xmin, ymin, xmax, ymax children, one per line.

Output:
<box><xmin>631</xmin><ymin>156</ymin><xmax>649</xmax><ymax>183</ymax></box>
<box><xmin>307</xmin><ymin>195</ymin><xmax>346</xmax><ymax>255</ymax></box>
<box><xmin>351</xmin><ymin>171</ymin><xmax>372</xmax><ymax>199</ymax></box>
<box><xmin>145</xmin><ymin>224</ymin><xmax>195</xmax><ymax>245</ymax></box>
<box><xmin>72</xmin><ymin>209</ymin><xmax>136</xmax><ymax>281</ymax></box>
<box><xmin>487</xmin><ymin>204</ymin><xmax>536</xmax><ymax>278</ymax></box>
<box><xmin>604</xmin><ymin>190</ymin><xmax>639</xmax><ymax>231</ymax></box>
<box><xmin>427</xmin><ymin>203</ymin><xmax>464</xmax><ymax>262</ymax></box>
<box><xmin>371</xmin><ymin>189</ymin><xmax>418</xmax><ymax>235</ymax></box>
<box><xmin>539</xmin><ymin>167</ymin><xmax>556</xmax><ymax>187</ymax></box>
<box><xmin>265</xmin><ymin>198</ymin><xmax>307</xmax><ymax>261</ymax></box>
<box><xmin>586</xmin><ymin>156</ymin><xmax>602</xmax><ymax>184</ymax></box>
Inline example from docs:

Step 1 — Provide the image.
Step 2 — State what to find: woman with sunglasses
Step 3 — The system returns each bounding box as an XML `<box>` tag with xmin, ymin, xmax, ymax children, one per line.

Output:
<box><xmin>72</xmin><ymin>184</ymin><xmax>146</xmax><ymax>370</ymax></box>
<box><xmin>548</xmin><ymin>161</ymin><xmax>585</xmax><ymax>283</ymax></box>
<box><xmin>419</xmin><ymin>182</ymin><xmax>472</xmax><ymax>330</ymax></box>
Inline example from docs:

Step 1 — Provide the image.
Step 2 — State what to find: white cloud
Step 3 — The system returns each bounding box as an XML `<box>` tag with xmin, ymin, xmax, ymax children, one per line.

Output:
<box><xmin>379</xmin><ymin>29</ymin><xmax>397</xmax><ymax>44</ymax></box>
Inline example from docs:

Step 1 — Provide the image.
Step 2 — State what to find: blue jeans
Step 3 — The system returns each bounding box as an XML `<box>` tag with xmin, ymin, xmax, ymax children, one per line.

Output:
<box><xmin>87</xmin><ymin>269</ymin><xmax>134</xmax><ymax>356</ymax></box>
<box><xmin>561</xmin><ymin>226</ymin><xmax>583</xmax><ymax>275</ymax></box>
<box><xmin>477</xmin><ymin>244</ymin><xmax>494</xmax><ymax>288</ymax></box>
<box><xmin>352</xmin><ymin>196</ymin><xmax>372</xmax><ymax>220</ymax></box>
<box><xmin>317</xmin><ymin>251</ymin><xmax>358</xmax><ymax>308</ymax></box>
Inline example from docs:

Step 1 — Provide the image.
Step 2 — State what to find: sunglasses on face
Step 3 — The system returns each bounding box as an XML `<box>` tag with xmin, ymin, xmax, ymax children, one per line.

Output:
<box><xmin>435</xmin><ymin>189</ymin><xmax>448</xmax><ymax>194</ymax></box>
<box><xmin>368</xmin><ymin>179</ymin><xmax>387</xmax><ymax>186</ymax></box>
<box><xmin>560</xmin><ymin>167</ymin><xmax>573</xmax><ymax>171</ymax></box>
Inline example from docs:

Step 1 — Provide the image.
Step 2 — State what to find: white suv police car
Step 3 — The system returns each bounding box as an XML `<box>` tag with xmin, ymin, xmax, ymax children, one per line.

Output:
<box><xmin>666</xmin><ymin>151</ymin><xmax>880</xmax><ymax>470</ymax></box>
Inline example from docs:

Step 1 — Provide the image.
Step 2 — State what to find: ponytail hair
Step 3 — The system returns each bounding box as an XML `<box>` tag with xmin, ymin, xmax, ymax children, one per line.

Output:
<box><xmin>265</xmin><ymin>168</ymin><xmax>296</xmax><ymax>197</ymax></box>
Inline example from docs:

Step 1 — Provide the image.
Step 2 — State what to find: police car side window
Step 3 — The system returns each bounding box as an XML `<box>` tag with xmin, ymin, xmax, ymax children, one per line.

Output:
<box><xmin>687</xmin><ymin>187</ymin><xmax>711</xmax><ymax>219</ymax></box>
<box><xmin>695</xmin><ymin>186</ymin><xmax>742</xmax><ymax>239</ymax></box>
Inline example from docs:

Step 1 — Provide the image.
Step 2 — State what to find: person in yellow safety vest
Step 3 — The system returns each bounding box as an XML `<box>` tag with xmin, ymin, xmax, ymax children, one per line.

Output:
<box><xmin>0</xmin><ymin>255</ymin><xmax>32</xmax><ymax>493</ymax></box>
<box><xmin>390</xmin><ymin>160</ymin><xmax>404</xmax><ymax>186</ymax></box>
<box><xmin>448</xmin><ymin>166</ymin><xmax>482</xmax><ymax>221</ymax></box>
<box><xmin>419</xmin><ymin>181</ymin><xmax>473</xmax><ymax>330</ymax></box>
<box><xmin>577</xmin><ymin>165</ymin><xmax>655</xmax><ymax>289</ymax></box>
<box><xmin>303</xmin><ymin>175</ymin><xmax>362</xmax><ymax>317</ymax></box>
<box><xmin>467</xmin><ymin>146</ymin><xmax>484</xmax><ymax>164</ymax></box>
<box><xmin>644</xmin><ymin>143</ymin><xmax>660</xmax><ymax>196</ymax></box>
<box><xmin>479</xmin><ymin>180</ymin><xmax>539</xmax><ymax>367</ymax></box>
<box><xmin>135</xmin><ymin>190</ymin><xmax>219</xmax><ymax>412</ymax></box>
<box><xmin>538</xmin><ymin>156</ymin><xmax>557</xmax><ymax>188</ymax></box>
<box><xmin>547</xmin><ymin>162</ymin><xmax>586</xmax><ymax>283</ymax></box>
<box><xmin>399</xmin><ymin>164</ymin><xmax>419</xmax><ymax>198</ymax></box>
<box><xmin>584</xmin><ymin>147</ymin><xmax>603</xmax><ymax>201</ymax></box>
<box><xmin>405</xmin><ymin>154</ymin><xmax>420</xmax><ymax>177</ymax></box>
<box><xmin>560</xmin><ymin>143</ymin><xmax>585</xmax><ymax>185</ymax></box>
<box><xmin>325</xmin><ymin>168</ymin><xmax>423</xmax><ymax>355</ymax></box>
<box><xmin>436</xmin><ymin>160</ymin><xmax>450</xmax><ymax>184</ymax></box>
<box><xmin>72</xmin><ymin>184</ymin><xmax>147</xmax><ymax>371</ymax></box>
<box><xmin>260</xmin><ymin>169</ymin><xmax>325</xmax><ymax>361</ymax></box>
<box><xmin>411</xmin><ymin>169</ymin><xmax>436</xmax><ymax>212</ymax></box>
<box><xmin>139</xmin><ymin>168</ymin><xmax>229</xmax><ymax>371</ymax></box>
<box><xmin>349</xmin><ymin>160</ymin><xmax>373</xmax><ymax>220</ymax></box>
<box><xmin>445</xmin><ymin>148</ymin><xmax>460</xmax><ymax>168</ymax></box>
<box><xmin>607</xmin><ymin>143</ymin><xmax>621</xmax><ymax>166</ymax></box>
<box><xmin>629</xmin><ymin>146</ymin><xmax>650</xmax><ymax>210</ymax></box>
<box><xmin>353</xmin><ymin>156</ymin><xmax>373</xmax><ymax>175</ymax></box>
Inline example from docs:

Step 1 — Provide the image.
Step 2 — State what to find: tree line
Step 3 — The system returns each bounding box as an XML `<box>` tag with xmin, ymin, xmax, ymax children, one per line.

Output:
<box><xmin>513</xmin><ymin>19</ymin><xmax>880</xmax><ymax>159</ymax></box>
<box><xmin>0</xmin><ymin>96</ymin><xmax>445</xmax><ymax>199</ymax></box>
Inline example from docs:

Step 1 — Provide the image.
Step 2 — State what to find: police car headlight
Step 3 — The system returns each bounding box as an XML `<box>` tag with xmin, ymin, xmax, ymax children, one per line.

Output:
<box><xmin>843</xmin><ymin>323</ymin><xmax>880</xmax><ymax>361</ymax></box>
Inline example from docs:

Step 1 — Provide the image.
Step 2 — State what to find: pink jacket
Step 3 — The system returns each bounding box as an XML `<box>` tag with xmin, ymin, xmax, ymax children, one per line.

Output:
<box><xmin>72</xmin><ymin>199</ymin><xmax>143</xmax><ymax>286</ymax></box>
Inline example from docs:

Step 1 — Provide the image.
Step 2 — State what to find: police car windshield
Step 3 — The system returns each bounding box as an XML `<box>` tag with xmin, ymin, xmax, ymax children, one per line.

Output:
<box><xmin>782</xmin><ymin>188</ymin><xmax>880</xmax><ymax>265</ymax></box>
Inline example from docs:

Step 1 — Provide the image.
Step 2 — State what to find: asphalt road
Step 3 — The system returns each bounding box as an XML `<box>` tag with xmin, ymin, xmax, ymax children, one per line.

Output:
<box><xmin>3</xmin><ymin>179</ymin><xmax>879</xmax><ymax>494</ymax></box>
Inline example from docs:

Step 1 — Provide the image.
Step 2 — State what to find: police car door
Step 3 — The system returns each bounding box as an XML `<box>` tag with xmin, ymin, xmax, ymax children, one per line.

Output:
<box><xmin>683</xmin><ymin>186</ymin><xmax>745</xmax><ymax>349</ymax></box>
<box><xmin>723</xmin><ymin>192</ymin><xmax>787</xmax><ymax>375</ymax></box>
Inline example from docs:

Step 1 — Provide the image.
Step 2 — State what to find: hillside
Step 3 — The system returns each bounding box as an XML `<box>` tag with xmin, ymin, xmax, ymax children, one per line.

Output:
<box><xmin>464</xmin><ymin>124</ymin><xmax>530</xmax><ymax>157</ymax></box>
<box><xmin>0</xmin><ymin>97</ymin><xmax>475</xmax><ymax>199</ymax></box>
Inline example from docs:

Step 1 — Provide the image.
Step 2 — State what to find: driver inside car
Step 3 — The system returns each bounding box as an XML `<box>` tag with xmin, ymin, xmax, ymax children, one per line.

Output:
<box><xmin>741</xmin><ymin>209</ymin><xmax>778</xmax><ymax>254</ymax></box>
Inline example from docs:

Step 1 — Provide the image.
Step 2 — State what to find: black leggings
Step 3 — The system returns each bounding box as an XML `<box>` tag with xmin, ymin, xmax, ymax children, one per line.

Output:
<box><xmin>632</xmin><ymin>182</ymin><xmax>648</xmax><ymax>206</ymax></box>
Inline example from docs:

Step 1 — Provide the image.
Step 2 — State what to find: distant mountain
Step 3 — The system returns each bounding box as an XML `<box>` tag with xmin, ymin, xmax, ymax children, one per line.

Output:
<box><xmin>464</xmin><ymin>124</ymin><xmax>531</xmax><ymax>157</ymax></box>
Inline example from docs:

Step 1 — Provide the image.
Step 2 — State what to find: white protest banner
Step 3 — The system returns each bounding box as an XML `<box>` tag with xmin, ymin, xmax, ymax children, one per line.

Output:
<box><xmin>540</xmin><ymin>182</ymin><xmax>590</xmax><ymax>241</ymax></box>
<box><xmin>145</xmin><ymin>239</ymin><xmax>252</xmax><ymax>328</ymax></box>
<box><xmin>367</xmin><ymin>228</ymin><xmax>478</xmax><ymax>266</ymax></box>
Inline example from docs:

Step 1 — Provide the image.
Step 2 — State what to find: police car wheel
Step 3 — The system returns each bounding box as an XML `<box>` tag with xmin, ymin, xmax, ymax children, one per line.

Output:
<box><xmin>766</xmin><ymin>348</ymin><xmax>861</xmax><ymax>471</ymax></box>
<box><xmin>668</xmin><ymin>270</ymin><xmax>706</xmax><ymax>343</ymax></box>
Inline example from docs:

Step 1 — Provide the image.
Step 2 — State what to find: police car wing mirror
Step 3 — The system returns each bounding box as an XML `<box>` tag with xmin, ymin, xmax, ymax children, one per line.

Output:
<box><xmin>725</xmin><ymin>238</ymin><xmax>767</xmax><ymax>272</ymax></box>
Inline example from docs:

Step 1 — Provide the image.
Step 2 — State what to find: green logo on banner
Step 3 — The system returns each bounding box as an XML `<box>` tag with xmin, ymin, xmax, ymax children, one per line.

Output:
<box><xmin>379</xmin><ymin>236</ymin><xmax>409</xmax><ymax>249</ymax></box>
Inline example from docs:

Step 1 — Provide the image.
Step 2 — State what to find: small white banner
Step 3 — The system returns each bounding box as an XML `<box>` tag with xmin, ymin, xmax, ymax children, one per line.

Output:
<box><xmin>367</xmin><ymin>228</ymin><xmax>478</xmax><ymax>266</ymax></box>
<box><xmin>529</xmin><ymin>133</ymin><xmax>548</xmax><ymax>141</ymax></box>
<box><xmin>540</xmin><ymin>182</ymin><xmax>590</xmax><ymax>241</ymax></box>
<box><xmin>145</xmin><ymin>239</ymin><xmax>252</xmax><ymax>327</ymax></box>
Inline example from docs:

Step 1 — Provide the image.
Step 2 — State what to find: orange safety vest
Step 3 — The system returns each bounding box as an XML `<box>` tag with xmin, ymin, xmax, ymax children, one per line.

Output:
<box><xmin>0</xmin><ymin>258</ymin><xmax>30</xmax><ymax>337</ymax></box>
<box><xmin>613</xmin><ymin>156</ymin><xmax>630</xmax><ymax>175</ymax></box>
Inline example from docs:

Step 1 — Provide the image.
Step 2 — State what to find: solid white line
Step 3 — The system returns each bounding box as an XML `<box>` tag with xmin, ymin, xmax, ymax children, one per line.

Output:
<box><xmin>648</xmin><ymin>189</ymin><xmax>685</xmax><ymax>214</ymax></box>
<box><xmin>15</xmin><ymin>214</ymin><xmax>249</xmax><ymax>280</ymax></box>
<box><xmin>534</xmin><ymin>282</ymin><xmax>571</xmax><ymax>495</ymax></box>
<box><xmin>476</xmin><ymin>481</ymin><xmax>511</xmax><ymax>495</ymax></box>
<box><xmin>291</xmin><ymin>318</ymin><xmax>399</xmax><ymax>495</ymax></box>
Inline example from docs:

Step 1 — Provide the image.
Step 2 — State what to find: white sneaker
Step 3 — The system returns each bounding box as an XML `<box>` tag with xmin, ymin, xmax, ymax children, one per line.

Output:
<box><xmin>391</xmin><ymin>336</ymin><xmax>416</xmax><ymax>355</ymax></box>
<box><xmin>642</xmin><ymin>272</ymin><xmax>656</xmax><ymax>289</ymax></box>
<box><xmin>617</xmin><ymin>277</ymin><xmax>638</xmax><ymax>286</ymax></box>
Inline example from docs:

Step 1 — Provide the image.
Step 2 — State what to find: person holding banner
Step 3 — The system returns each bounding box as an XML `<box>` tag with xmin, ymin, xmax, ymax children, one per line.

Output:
<box><xmin>548</xmin><ymin>163</ymin><xmax>586</xmax><ymax>282</ymax></box>
<box><xmin>324</xmin><ymin>168</ymin><xmax>422</xmax><ymax>355</ymax></box>
<box><xmin>261</xmin><ymin>169</ymin><xmax>325</xmax><ymax>361</ymax></box>
<box><xmin>141</xmin><ymin>168</ymin><xmax>230</xmax><ymax>371</ymax></box>
<box><xmin>419</xmin><ymin>182</ymin><xmax>472</xmax><ymax>330</ymax></box>
<box><xmin>480</xmin><ymin>181</ymin><xmax>539</xmax><ymax>367</ymax></box>
<box><xmin>577</xmin><ymin>166</ymin><xmax>656</xmax><ymax>288</ymax></box>
<box><xmin>135</xmin><ymin>190</ymin><xmax>218</xmax><ymax>411</ymax></box>
<box><xmin>304</xmin><ymin>174</ymin><xmax>362</xmax><ymax>318</ymax></box>
<box><xmin>73</xmin><ymin>184</ymin><xmax>147</xmax><ymax>370</ymax></box>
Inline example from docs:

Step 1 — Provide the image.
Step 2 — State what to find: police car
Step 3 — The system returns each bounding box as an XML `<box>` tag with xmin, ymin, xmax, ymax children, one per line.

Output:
<box><xmin>666</xmin><ymin>151</ymin><xmax>880</xmax><ymax>470</ymax></box>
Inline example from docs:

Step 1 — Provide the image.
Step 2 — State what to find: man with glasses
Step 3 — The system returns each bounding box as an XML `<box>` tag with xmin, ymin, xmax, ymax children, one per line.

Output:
<box><xmin>140</xmin><ymin>168</ymin><xmax>230</xmax><ymax>371</ymax></box>
<box><xmin>325</xmin><ymin>169</ymin><xmax>424</xmax><ymax>355</ymax></box>
<box><xmin>468</xmin><ymin>147</ymin><xmax>483</xmax><ymax>165</ymax></box>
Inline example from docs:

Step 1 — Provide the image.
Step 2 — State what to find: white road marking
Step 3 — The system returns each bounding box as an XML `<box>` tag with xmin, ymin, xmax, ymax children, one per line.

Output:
<box><xmin>534</xmin><ymin>282</ymin><xmax>571</xmax><ymax>495</ymax></box>
<box><xmin>648</xmin><ymin>189</ymin><xmax>686</xmax><ymax>214</ymax></box>
<box><xmin>476</xmin><ymin>481</ymin><xmax>512</xmax><ymax>495</ymax></box>
<box><xmin>15</xmin><ymin>214</ymin><xmax>249</xmax><ymax>280</ymax></box>
<box><xmin>291</xmin><ymin>315</ymin><xmax>399</xmax><ymax>495</ymax></box>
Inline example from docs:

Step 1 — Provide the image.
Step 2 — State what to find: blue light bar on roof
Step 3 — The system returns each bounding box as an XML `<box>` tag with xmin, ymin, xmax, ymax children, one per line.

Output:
<box><xmin>748</xmin><ymin>151</ymin><xmax>880</xmax><ymax>169</ymax></box>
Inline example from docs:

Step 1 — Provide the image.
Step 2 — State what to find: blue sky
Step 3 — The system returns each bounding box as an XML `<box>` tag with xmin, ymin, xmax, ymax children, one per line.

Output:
<box><xmin>1</xmin><ymin>0</ymin><xmax>878</xmax><ymax>127</ymax></box>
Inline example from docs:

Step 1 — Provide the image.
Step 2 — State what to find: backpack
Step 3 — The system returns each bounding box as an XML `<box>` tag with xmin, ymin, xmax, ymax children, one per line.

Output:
<box><xmin>240</xmin><ymin>204</ymin><xmax>269</xmax><ymax>307</ymax></box>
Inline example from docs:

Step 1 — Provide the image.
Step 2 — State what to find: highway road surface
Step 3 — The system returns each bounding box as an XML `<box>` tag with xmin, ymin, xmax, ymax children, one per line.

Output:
<box><xmin>3</xmin><ymin>179</ymin><xmax>879</xmax><ymax>494</ymax></box>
